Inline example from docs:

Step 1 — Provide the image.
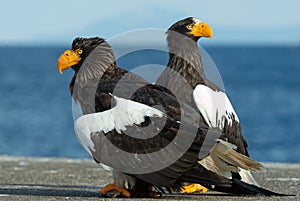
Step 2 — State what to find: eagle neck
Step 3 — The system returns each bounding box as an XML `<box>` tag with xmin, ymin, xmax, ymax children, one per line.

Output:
<box><xmin>166</xmin><ymin>33</ymin><xmax>208</xmax><ymax>89</ymax></box>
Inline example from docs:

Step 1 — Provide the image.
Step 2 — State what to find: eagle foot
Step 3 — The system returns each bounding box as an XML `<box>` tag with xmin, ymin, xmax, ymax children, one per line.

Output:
<box><xmin>100</xmin><ymin>183</ymin><xmax>130</xmax><ymax>198</ymax></box>
<box><xmin>181</xmin><ymin>183</ymin><xmax>208</xmax><ymax>193</ymax></box>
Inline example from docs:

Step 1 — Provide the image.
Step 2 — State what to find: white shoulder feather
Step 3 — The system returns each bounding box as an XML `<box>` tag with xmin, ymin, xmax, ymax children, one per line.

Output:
<box><xmin>74</xmin><ymin>95</ymin><xmax>164</xmax><ymax>155</ymax></box>
<box><xmin>193</xmin><ymin>84</ymin><xmax>239</xmax><ymax>129</ymax></box>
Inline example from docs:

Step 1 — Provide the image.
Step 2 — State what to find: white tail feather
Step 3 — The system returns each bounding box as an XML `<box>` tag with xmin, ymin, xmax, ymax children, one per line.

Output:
<box><xmin>239</xmin><ymin>169</ymin><xmax>259</xmax><ymax>186</ymax></box>
<box><xmin>199</xmin><ymin>140</ymin><xmax>262</xmax><ymax>181</ymax></box>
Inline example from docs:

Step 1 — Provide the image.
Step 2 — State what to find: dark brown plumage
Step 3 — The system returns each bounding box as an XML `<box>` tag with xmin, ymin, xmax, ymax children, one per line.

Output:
<box><xmin>157</xmin><ymin>17</ymin><xmax>248</xmax><ymax>155</ymax></box>
<box><xmin>57</xmin><ymin>36</ymin><xmax>283</xmax><ymax>197</ymax></box>
<box><xmin>58</xmin><ymin>37</ymin><xmax>230</xmax><ymax>191</ymax></box>
<box><xmin>156</xmin><ymin>17</ymin><xmax>284</xmax><ymax>196</ymax></box>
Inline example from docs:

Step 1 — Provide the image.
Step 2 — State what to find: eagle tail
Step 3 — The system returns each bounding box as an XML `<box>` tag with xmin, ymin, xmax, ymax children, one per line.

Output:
<box><xmin>216</xmin><ymin>143</ymin><xmax>263</xmax><ymax>171</ymax></box>
<box><xmin>212</xmin><ymin>140</ymin><xmax>263</xmax><ymax>170</ymax></box>
<box><xmin>199</xmin><ymin>140</ymin><xmax>263</xmax><ymax>181</ymax></box>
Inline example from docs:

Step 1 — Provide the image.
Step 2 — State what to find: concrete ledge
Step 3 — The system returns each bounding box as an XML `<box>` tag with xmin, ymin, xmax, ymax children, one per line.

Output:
<box><xmin>0</xmin><ymin>155</ymin><xmax>298</xmax><ymax>200</ymax></box>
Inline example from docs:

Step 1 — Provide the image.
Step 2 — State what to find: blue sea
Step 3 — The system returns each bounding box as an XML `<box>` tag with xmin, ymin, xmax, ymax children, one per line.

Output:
<box><xmin>0</xmin><ymin>45</ymin><xmax>299</xmax><ymax>163</ymax></box>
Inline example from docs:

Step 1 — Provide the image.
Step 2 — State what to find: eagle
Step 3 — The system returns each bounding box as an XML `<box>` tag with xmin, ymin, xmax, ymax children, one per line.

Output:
<box><xmin>56</xmin><ymin>37</ymin><xmax>282</xmax><ymax>197</ymax></box>
<box><xmin>156</xmin><ymin>17</ymin><xmax>268</xmax><ymax>193</ymax></box>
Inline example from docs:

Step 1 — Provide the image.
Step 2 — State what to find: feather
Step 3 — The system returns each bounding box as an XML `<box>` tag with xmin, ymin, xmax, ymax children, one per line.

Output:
<box><xmin>199</xmin><ymin>140</ymin><xmax>262</xmax><ymax>179</ymax></box>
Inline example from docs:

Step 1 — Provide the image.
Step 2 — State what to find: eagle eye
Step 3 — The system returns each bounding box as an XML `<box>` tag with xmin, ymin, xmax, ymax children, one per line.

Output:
<box><xmin>76</xmin><ymin>49</ymin><xmax>83</xmax><ymax>55</ymax></box>
<box><xmin>186</xmin><ymin>24</ymin><xmax>194</xmax><ymax>30</ymax></box>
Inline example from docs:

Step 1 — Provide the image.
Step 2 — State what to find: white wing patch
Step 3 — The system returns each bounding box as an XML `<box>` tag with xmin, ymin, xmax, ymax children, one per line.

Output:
<box><xmin>74</xmin><ymin>95</ymin><xmax>165</xmax><ymax>155</ymax></box>
<box><xmin>193</xmin><ymin>84</ymin><xmax>239</xmax><ymax>130</ymax></box>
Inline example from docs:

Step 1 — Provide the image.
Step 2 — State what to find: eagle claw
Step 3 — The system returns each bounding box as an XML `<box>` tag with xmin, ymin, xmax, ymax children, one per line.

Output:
<box><xmin>181</xmin><ymin>183</ymin><xmax>208</xmax><ymax>193</ymax></box>
<box><xmin>100</xmin><ymin>183</ymin><xmax>130</xmax><ymax>198</ymax></box>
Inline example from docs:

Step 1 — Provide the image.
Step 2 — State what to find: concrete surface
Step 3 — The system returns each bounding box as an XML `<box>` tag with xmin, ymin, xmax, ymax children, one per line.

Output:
<box><xmin>0</xmin><ymin>155</ymin><xmax>298</xmax><ymax>200</ymax></box>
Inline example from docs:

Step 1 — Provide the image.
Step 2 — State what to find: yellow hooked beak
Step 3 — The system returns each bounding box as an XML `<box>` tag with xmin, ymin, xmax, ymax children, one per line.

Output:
<box><xmin>190</xmin><ymin>22</ymin><xmax>213</xmax><ymax>39</ymax></box>
<box><xmin>57</xmin><ymin>49</ymin><xmax>81</xmax><ymax>74</ymax></box>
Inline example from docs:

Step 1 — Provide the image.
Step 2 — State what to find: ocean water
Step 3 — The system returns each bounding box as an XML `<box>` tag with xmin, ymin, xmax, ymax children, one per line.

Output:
<box><xmin>0</xmin><ymin>45</ymin><xmax>299</xmax><ymax>162</ymax></box>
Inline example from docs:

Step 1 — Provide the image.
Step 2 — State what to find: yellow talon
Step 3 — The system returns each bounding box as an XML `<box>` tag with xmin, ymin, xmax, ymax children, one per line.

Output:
<box><xmin>181</xmin><ymin>183</ymin><xmax>208</xmax><ymax>193</ymax></box>
<box><xmin>100</xmin><ymin>183</ymin><xmax>131</xmax><ymax>198</ymax></box>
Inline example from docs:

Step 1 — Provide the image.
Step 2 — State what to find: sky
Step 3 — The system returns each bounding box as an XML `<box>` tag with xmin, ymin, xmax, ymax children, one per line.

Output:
<box><xmin>1</xmin><ymin>0</ymin><xmax>300</xmax><ymax>45</ymax></box>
